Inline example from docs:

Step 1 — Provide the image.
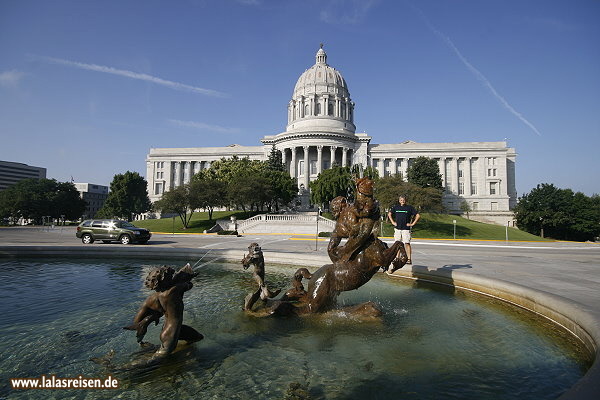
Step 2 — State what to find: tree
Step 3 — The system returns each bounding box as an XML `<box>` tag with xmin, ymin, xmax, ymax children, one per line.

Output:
<box><xmin>189</xmin><ymin>175</ymin><xmax>227</xmax><ymax>221</ymax></box>
<box><xmin>406</xmin><ymin>156</ymin><xmax>443</xmax><ymax>190</ymax></box>
<box><xmin>309</xmin><ymin>166</ymin><xmax>354</xmax><ymax>208</ymax></box>
<box><xmin>514</xmin><ymin>183</ymin><xmax>600</xmax><ymax>241</ymax></box>
<box><xmin>375</xmin><ymin>174</ymin><xmax>444</xmax><ymax>213</ymax></box>
<box><xmin>267</xmin><ymin>146</ymin><xmax>285</xmax><ymax>171</ymax></box>
<box><xmin>460</xmin><ymin>201</ymin><xmax>472</xmax><ymax>219</ymax></box>
<box><xmin>152</xmin><ymin>184</ymin><xmax>202</xmax><ymax>229</ymax></box>
<box><xmin>98</xmin><ymin>171</ymin><xmax>151</xmax><ymax>221</ymax></box>
<box><xmin>350</xmin><ymin>164</ymin><xmax>380</xmax><ymax>180</ymax></box>
<box><xmin>264</xmin><ymin>168</ymin><xmax>297</xmax><ymax>211</ymax></box>
<box><xmin>0</xmin><ymin>178</ymin><xmax>85</xmax><ymax>223</ymax></box>
<box><xmin>227</xmin><ymin>170</ymin><xmax>262</xmax><ymax>214</ymax></box>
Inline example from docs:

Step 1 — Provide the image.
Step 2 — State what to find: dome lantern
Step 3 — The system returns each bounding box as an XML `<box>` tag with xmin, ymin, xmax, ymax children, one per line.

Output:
<box><xmin>316</xmin><ymin>43</ymin><xmax>327</xmax><ymax>65</ymax></box>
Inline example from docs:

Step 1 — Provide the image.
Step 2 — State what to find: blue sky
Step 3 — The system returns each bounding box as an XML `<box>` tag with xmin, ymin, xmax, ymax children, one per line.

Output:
<box><xmin>0</xmin><ymin>0</ymin><xmax>598</xmax><ymax>196</ymax></box>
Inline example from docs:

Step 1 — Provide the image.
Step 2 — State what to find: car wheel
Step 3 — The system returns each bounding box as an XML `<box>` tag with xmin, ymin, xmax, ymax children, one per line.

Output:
<box><xmin>82</xmin><ymin>234</ymin><xmax>94</xmax><ymax>244</ymax></box>
<box><xmin>120</xmin><ymin>234</ymin><xmax>132</xmax><ymax>245</ymax></box>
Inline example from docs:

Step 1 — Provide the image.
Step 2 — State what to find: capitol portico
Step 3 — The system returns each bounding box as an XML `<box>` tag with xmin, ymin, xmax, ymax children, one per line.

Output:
<box><xmin>146</xmin><ymin>46</ymin><xmax>517</xmax><ymax>224</ymax></box>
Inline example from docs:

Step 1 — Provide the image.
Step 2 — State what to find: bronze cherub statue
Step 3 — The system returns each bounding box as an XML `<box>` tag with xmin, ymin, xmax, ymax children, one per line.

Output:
<box><xmin>124</xmin><ymin>263</ymin><xmax>203</xmax><ymax>358</ymax></box>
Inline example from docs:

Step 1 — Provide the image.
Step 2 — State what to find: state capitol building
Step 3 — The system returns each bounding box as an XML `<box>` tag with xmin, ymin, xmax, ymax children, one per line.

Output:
<box><xmin>146</xmin><ymin>46</ymin><xmax>517</xmax><ymax>224</ymax></box>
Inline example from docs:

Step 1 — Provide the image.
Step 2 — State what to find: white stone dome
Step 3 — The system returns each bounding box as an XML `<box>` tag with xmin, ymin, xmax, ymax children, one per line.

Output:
<box><xmin>286</xmin><ymin>45</ymin><xmax>355</xmax><ymax>135</ymax></box>
<box><xmin>293</xmin><ymin>48</ymin><xmax>349</xmax><ymax>98</ymax></box>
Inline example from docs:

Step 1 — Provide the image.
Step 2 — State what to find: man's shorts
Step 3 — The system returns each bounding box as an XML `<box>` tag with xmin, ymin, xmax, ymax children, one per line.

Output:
<box><xmin>394</xmin><ymin>229</ymin><xmax>411</xmax><ymax>243</ymax></box>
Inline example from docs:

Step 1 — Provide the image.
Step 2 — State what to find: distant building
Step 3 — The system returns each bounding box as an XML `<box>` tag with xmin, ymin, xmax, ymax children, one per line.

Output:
<box><xmin>0</xmin><ymin>160</ymin><xmax>47</xmax><ymax>191</ymax></box>
<box><xmin>146</xmin><ymin>46</ymin><xmax>517</xmax><ymax>224</ymax></box>
<box><xmin>74</xmin><ymin>183</ymin><xmax>109</xmax><ymax>219</ymax></box>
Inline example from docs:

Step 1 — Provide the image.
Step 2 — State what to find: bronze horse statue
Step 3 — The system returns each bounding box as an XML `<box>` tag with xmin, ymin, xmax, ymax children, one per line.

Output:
<box><xmin>273</xmin><ymin>177</ymin><xmax>408</xmax><ymax>315</ymax></box>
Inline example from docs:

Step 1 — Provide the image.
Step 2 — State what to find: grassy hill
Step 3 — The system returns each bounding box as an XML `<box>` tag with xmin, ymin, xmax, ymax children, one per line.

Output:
<box><xmin>381</xmin><ymin>213</ymin><xmax>550</xmax><ymax>241</ymax></box>
<box><xmin>135</xmin><ymin>210</ymin><xmax>549</xmax><ymax>241</ymax></box>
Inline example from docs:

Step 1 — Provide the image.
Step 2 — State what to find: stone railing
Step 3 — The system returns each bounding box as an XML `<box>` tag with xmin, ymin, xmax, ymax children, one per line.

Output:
<box><xmin>235</xmin><ymin>213</ymin><xmax>336</xmax><ymax>234</ymax></box>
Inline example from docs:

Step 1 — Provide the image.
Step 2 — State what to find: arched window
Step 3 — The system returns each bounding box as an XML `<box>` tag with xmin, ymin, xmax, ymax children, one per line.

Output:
<box><xmin>316</xmin><ymin>103</ymin><xmax>321</xmax><ymax>115</ymax></box>
<box><xmin>328</xmin><ymin>101</ymin><xmax>334</xmax><ymax>116</ymax></box>
<box><xmin>305</xmin><ymin>104</ymin><xmax>310</xmax><ymax>117</ymax></box>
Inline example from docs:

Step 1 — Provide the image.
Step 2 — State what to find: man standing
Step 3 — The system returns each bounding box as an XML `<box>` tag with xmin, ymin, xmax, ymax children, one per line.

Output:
<box><xmin>387</xmin><ymin>195</ymin><xmax>420</xmax><ymax>265</ymax></box>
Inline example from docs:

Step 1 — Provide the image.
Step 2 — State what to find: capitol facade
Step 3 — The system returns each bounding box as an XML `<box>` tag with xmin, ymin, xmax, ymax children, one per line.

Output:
<box><xmin>146</xmin><ymin>46</ymin><xmax>517</xmax><ymax>224</ymax></box>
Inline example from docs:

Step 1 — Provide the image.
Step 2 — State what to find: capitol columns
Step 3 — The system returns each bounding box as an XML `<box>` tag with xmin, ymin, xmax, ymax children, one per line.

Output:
<box><xmin>186</xmin><ymin>161</ymin><xmax>193</xmax><ymax>184</ymax></box>
<box><xmin>281</xmin><ymin>148</ymin><xmax>287</xmax><ymax>166</ymax></box>
<box><xmin>451</xmin><ymin>157</ymin><xmax>460</xmax><ymax>195</ymax></box>
<box><xmin>174</xmin><ymin>162</ymin><xmax>181</xmax><ymax>187</ymax></box>
<box><xmin>303</xmin><ymin>145</ymin><xmax>310</xmax><ymax>189</ymax></box>
<box><xmin>330</xmin><ymin>146</ymin><xmax>337</xmax><ymax>166</ymax></box>
<box><xmin>465</xmin><ymin>157</ymin><xmax>472</xmax><ymax>196</ymax></box>
<box><xmin>342</xmin><ymin>147</ymin><xmax>348</xmax><ymax>167</ymax></box>
<box><xmin>392</xmin><ymin>158</ymin><xmax>398</xmax><ymax>176</ymax></box>
<box><xmin>290</xmin><ymin>146</ymin><xmax>297</xmax><ymax>178</ymax></box>
<box><xmin>317</xmin><ymin>145</ymin><xmax>323</xmax><ymax>175</ymax></box>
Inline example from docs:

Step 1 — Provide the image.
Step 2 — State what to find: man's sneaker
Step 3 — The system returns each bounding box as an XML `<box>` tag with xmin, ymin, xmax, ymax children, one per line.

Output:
<box><xmin>406</xmin><ymin>259</ymin><xmax>412</xmax><ymax>265</ymax></box>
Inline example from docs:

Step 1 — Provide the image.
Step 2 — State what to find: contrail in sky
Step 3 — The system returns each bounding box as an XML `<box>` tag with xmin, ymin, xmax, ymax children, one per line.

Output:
<box><xmin>410</xmin><ymin>5</ymin><xmax>542</xmax><ymax>136</ymax></box>
<box><xmin>35</xmin><ymin>55</ymin><xmax>227</xmax><ymax>98</ymax></box>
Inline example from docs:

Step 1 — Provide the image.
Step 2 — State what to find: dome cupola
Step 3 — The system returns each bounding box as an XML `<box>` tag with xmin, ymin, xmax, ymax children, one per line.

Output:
<box><xmin>286</xmin><ymin>45</ymin><xmax>355</xmax><ymax>135</ymax></box>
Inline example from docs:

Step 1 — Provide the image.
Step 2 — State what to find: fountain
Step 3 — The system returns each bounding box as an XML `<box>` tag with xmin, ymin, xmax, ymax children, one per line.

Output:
<box><xmin>0</xmin><ymin>178</ymin><xmax>594</xmax><ymax>398</ymax></box>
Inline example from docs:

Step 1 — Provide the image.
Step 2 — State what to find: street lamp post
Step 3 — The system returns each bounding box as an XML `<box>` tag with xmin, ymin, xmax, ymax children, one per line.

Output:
<box><xmin>453</xmin><ymin>219</ymin><xmax>457</xmax><ymax>240</ymax></box>
<box><xmin>539</xmin><ymin>216</ymin><xmax>544</xmax><ymax>238</ymax></box>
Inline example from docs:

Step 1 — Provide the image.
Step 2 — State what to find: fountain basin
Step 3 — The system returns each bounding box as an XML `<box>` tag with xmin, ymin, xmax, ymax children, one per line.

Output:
<box><xmin>4</xmin><ymin>247</ymin><xmax>594</xmax><ymax>398</ymax></box>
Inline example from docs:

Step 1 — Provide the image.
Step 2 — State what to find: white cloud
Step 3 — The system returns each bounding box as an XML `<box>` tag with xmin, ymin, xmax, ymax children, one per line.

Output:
<box><xmin>0</xmin><ymin>70</ymin><xmax>25</xmax><ymax>87</ymax></box>
<box><xmin>237</xmin><ymin>0</ymin><xmax>260</xmax><ymax>5</ymax></box>
<box><xmin>411</xmin><ymin>4</ymin><xmax>542</xmax><ymax>137</ymax></box>
<box><xmin>168</xmin><ymin>119</ymin><xmax>240</xmax><ymax>134</ymax></box>
<box><xmin>320</xmin><ymin>0</ymin><xmax>378</xmax><ymax>25</ymax></box>
<box><xmin>35</xmin><ymin>56</ymin><xmax>227</xmax><ymax>98</ymax></box>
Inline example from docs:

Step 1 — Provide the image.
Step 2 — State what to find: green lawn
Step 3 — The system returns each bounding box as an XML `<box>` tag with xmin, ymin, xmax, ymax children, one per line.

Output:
<box><xmin>135</xmin><ymin>210</ymin><xmax>549</xmax><ymax>241</ymax></box>
<box><xmin>134</xmin><ymin>210</ymin><xmax>261</xmax><ymax>233</ymax></box>
<box><xmin>381</xmin><ymin>213</ymin><xmax>551</xmax><ymax>241</ymax></box>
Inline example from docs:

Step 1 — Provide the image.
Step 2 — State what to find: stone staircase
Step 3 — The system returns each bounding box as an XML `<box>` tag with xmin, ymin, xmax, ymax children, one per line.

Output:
<box><xmin>234</xmin><ymin>213</ymin><xmax>336</xmax><ymax>234</ymax></box>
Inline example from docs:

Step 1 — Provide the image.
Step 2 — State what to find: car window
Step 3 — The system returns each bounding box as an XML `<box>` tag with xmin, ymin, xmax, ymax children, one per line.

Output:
<box><xmin>91</xmin><ymin>221</ymin><xmax>103</xmax><ymax>228</ymax></box>
<box><xmin>81</xmin><ymin>221</ymin><xmax>91</xmax><ymax>227</ymax></box>
<box><xmin>102</xmin><ymin>221</ymin><xmax>116</xmax><ymax>228</ymax></box>
<box><xmin>121</xmin><ymin>222</ymin><xmax>136</xmax><ymax>228</ymax></box>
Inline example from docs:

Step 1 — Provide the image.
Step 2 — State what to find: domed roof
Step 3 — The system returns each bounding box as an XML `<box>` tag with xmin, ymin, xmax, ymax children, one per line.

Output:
<box><xmin>293</xmin><ymin>45</ymin><xmax>349</xmax><ymax>98</ymax></box>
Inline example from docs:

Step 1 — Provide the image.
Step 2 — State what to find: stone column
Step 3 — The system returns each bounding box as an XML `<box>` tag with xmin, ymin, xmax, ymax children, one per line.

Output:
<box><xmin>174</xmin><ymin>161</ymin><xmax>181</xmax><ymax>187</ymax></box>
<box><xmin>281</xmin><ymin>148</ymin><xmax>287</xmax><ymax>165</ymax></box>
<box><xmin>303</xmin><ymin>146</ymin><xmax>310</xmax><ymax>189</ymax></box>
<box><xmin>392</xmin><ymin>158</ymin><xmax>398</xmax><ymax>176</ymax></box>
<box><xmin>451</xmin><ymin>157</ymin><xmax>459</xmax><ymax>194</ymax></box>
<box><xmin>186</xmin><ymin>161</ymin><xmax>193</xmax><ymax>183</ymax></box>
<box><xmin>438</xmin><ymin>158</ymin><xmax>446</xmax><ymax>188</ymax></box>
<box><xmin>317</xmin><ymin>145</ymin><xmax>323</xmax><ymax>174</ymax></box>
<box><xmin>165</xmin><ymin>161</ymin><xmax>173</xmax><ymax>190</ymax></box>
<box><xmin>290</xmin><ymin>147</ymin><xmax>297</xmax><ymax>178</ymax></box>
<box><xmin>402</xmin><ymin>158</ymin><xmax>409</xmax><ymax>180</ymax></box>
<box><xmin>330</xmin><ymin>146</ymin><xmax>337</xmax><ymax>167</ymax></box>
<box><xmin>465</xmin><ymin>157</ymin><xmax>472</xmax><ymax>196</ymax></box>
<box><xmin>378</xmin><ymin>158</ymin><xmax>385</xmax><ymax>177</ymax></box>
<box><xmin>342</xmin><ymin>147</ymin><xmax>348</xmax><ymax>167</ymax></box>
<box><xmin>478</xmin><ymin>157</ymin><xmax>486</xmax><ymax>197</ymax></box>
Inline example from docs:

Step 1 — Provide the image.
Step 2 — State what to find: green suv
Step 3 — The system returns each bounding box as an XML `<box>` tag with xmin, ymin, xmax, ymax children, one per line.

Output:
<box><xmin>76</xmin><ymin>219</ymin><xmax>152</xmax><ymax>244</ymax></box>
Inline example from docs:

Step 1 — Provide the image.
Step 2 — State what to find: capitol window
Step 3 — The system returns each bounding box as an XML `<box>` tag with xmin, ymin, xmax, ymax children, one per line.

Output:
<box><xmin>328</xmin><ymin>102</ymin><xmax>334</xmax><ymax>116</ymax></box>
<box><xmin>316</xmin><ymin>103</ymin><xmax>321</xmax><ymax>115</ymax></box>
<box><xmin>305</xmin><ymin>104</ymin><xmax>310</xmax><ymax>116</ymax></box>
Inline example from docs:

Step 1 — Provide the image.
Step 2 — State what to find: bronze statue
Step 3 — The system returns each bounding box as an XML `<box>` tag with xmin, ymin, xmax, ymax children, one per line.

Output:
<box><xmin>123</xmin><ymin>264</ymin><xmax>203</xmax><ymax>358</ymax></box>
<box><xmin>280</xmin><ymin>267</ymin><xmax>312</xmax><ymax>302</ymax></box>
<box><xmin>241</xmin><ymin>243</ymin><xmax>281</xmax><ymax>311</ymax></box>
<box><xmin>273</xmin><ymin>177</ymin><xmax>408</xmax><ymax>316</ymax></box>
